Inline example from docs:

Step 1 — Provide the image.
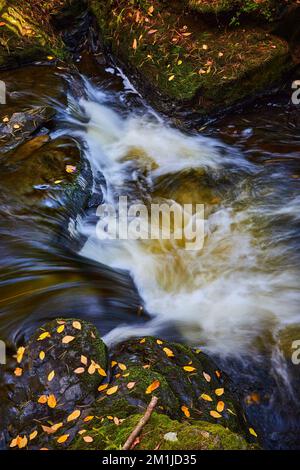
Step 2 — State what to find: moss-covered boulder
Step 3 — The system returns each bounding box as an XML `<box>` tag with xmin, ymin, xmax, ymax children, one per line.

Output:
<box><xmin>90</xmin><ymin>0</ymin><xmax>293</xmax><ymax>120</ymax></box>
<box><xmin>5</xmin><ymin>319</ymin><xmax>108</xmax><ymax>449</ymax></box>
<box><xmin>71</xmin><ymin>412</ymin><xmax>257</xmax><ymax>450</ymax></box>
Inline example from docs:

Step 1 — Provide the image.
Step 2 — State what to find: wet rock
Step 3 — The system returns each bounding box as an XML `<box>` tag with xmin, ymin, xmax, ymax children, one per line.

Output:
<box><xmin>5</xmin><ymin>319</ymin><xmax>108</xmax><ymax>449</ymax></box>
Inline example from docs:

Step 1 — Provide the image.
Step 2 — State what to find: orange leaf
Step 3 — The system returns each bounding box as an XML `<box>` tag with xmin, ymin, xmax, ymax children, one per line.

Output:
<box><xmin>145</xmin><ymin>380</ymin><xmax>160</xmax><ymax>394</ymax></box>
<box><xmin>132</xmin><ymin>38</ymin><xmax>137</xmax><ymax>50</ymax></box>
<box><xmin>83</xmin><ymin>416</ymin><xmax>94</xmax><ymax>422</ymax></box>
<box><xmin>38</xmin><ymin>395</ymin><xmax>47</xmax><ymax>404</ymax></box>
<box><xmin>215</xmin><ymin>388</ymin><xmax>224</xmax><ymax>396</ymax></box>
<box><xmin>67</xmin><ymin>410</ymin><xmax>81</xmax><ymax>422</ymax></box>
<box><xmin>181</xmin><ymin>405</ymin><xmax>190</xmax><ymax>418</ymax></box>
<box><xmin>106</xmin><ymin>386</ymin><xmax>119</xmax><ymax>396</ymax></box>
<box><xmin>47</xmin><ymin>394</ymin><xmax>57</xmax><ymax>409</ymax></box>
<box><xmin>97</xmin><ymin>366</ymin><xmax>107</xmax><ymax>377</ymax></box>
<box><xmin>217</xmin><ymin>401</ymin><xmax>225</xmax><ymax>413</ymax></box>
<box><xmin>163</xmin><ymin>347</ymin><xmax>174</xmax><ymax>357</ymax></box>
<box><xmin>57</xmin><ymin>434</ymin><xmax>69</xmax><ymax>444</ymax></box>
<box><xmin>18</xmin><ymin>435</ymin><xmax>28</xmax><ymax>449</ymax></box>
<box><xmin>200</xmin><ymin>393</ymin><xmax>213</xmax><ymax>402</ymax></box>
<box><xmin>29</xmin><ymin>431</ymin><xmax>38</xmax><ymax>441</ymax></box>
<box><xmin>118</xmin><ymin>363</ymin><xmax>127</xmax><ymax>371</ymax></box>
<box><xmin>210</xmin><ymin>410</ymin><xmax>222</xmax><ymax>419</ymax></box>
<box><xmin>14</xmin><ymin>367</ymin><xmax>23</xmax><ymax>377</ymax></box>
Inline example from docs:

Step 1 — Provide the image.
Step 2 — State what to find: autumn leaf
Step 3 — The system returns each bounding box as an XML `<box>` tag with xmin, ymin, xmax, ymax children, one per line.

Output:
<box><xmin>48</xmin><ymin>370</ymin><xmax>55</xmax><ymax>382</ymax></box>
<box><xmin>98</xmin><ymin>383</ymin><xmax>109</xmax><ymax>392</ymax></box>
<box><xmin>203</xmin><ymin>372</ymin><xmax>211</xmax><ymax>382</ymax></box>
<box><xmin>181</xmin><ymin>405</ymin><xmax>190</xmax><ymax>418</ymax></box>
<box><xmin>210</xmin><ymin>410</ymin><xmax>222</xmax><ymax>419</ymax></box>
<box><xmin>83</xmin><ymin>416</ymin><xmax>94</xmax><ymax>422</ymax></box>
<box><xmin>14</xmin><ymin>367</ymin><xmax>23</xmax><ymax>377</ymax></box>
<box><xmin>57</xmin><ymin>434</ymin><xmax>69</xmax><ymax>444</ymax></box>
<box><xmin>57</xmin><ymin>325</ymin><xmax>65</xmax><ymax>334</ymax></box>
<box><xmin>16</xmin><ymin>346</ymin><xmax>25</xmax><ymax>364</ymax></box>
<box><xmin>127</xmin><ymin>382</ymin><xmax>136</xmax><ymax>390</ymax></box>
<box><xmin>200</xmin><ymin>393</ymin><xmax>213</xmax><ymax>402</ymax></box>
<box><xmin>67</xmin><ymin>410</ymin><xmax>81</xmax><ymax>422</ymax></box>
<box><xmin>156</xmin><ymin>339</ymin><xmax>163</xmax><ymax>345</ymax></box>
<box><xmin>62</xmin><ymin>335</ymin><xmax>75</xmax><ymax>344</ymax></box>
<box><xmin>81</xmin><ymin>355</ymin><xmax>88</xmax><ymax>366</ymax></box>
<box><xmin>132</xmin><ymin>38</ymin><xmax>138</xmax><ymax>50</ymax></box>
<box><xmin>113</xmin><ymin>417</ymin><xmax>120</xmax><ymax>426</ymax></box>
<box><xmin>111</xmin><ymin>360</ymin><xmax>117</xmax><ymax>367</ymax></box>
<box><xmin>18</xmin><ymin>436</ymin><xmax>28</xmax><ymax>449</ymax></box>
<box><xmin>65</xmin><ymin>165</ymin><xmax>77</xmax><ymax>174</ymax></box>
<box><xmin>83</xmin><ymin>436</ymin><xmax>93</xmax><ymax>443</ymax></box>
<box><xmin>97</xmin><ymin>366</ymin><xmax>107</xmax><ymax>377</ymax></box>
<box><xmin>29</xmin><ymin>431</ymin><xmax>38</xmax><ymax>441</ymax></box>
<box><xmin>215</xmin><ymin>370</ymin><xmax>221</xmax><ymax>378</ymax></box>
<box><xmin>74</xmin><ymin>367</ymin><xmax>85</xmax><ymax>374</ymax></box>
<box><xmin>249</xmin><ymin>427</ymin><xmax>258</xmax><ymax>438</ymax></box>
<box><xmin>38</xmin><ymin>395</ymin><xmax>47</xmax><ymax>404</ymax></box>
<box><xmin>72</xmin><ymin>321</ymin><xmax>81</xmax><ymax>330</ymax></box>
<box><xmin>145</xmin><ymin>380</ymin><xmax>160</xmax><ymax>394</ymax></box>
<box><xmin>88</xmin><ymin>363</ymin><xmax>96</xmax><ymax>375</ymax></box>
<box><xmin>163</xmin><ymin>347</ymin><xmax>174</xmax><ymax>357</ymax></box>
<box><xmin>118</xmin><ymin>363</ymin><xmax>127</xmax><ymax>371</ymax></box>
<box><xmin>42</xmin><ymin>425</ymin><xmax>56</xmax><ymax>435</ymax></box>
<box><xmin>183</xmin><ymin>366</ymin><xmax>196</xmax><ymax>372</ymax></box>
<box><xmin>10</xmin><ymin>437</ymin><xmax>18</xmax><ymax>448</ymax></box>
<box><xmin>215</xmin><ymin>388</ymin><xmax>224</xmax><ymax>396</ymax></box>
<box><xmin>217</xmin><ymin>401</ymin><xmax>225</xmax><ymax>413</ymax></box>
<box><xmin>37</xmin><ymin>332</ymin><xmax>50</xmax><ymax>341</ymax></box>
<box><xmin>39</xmin><ymin>351</ymin><xmax>45</xmax><ymax>361</ymax></box>
<box><xmin>106</xmin><ymin>386</ymin><xmax>119</xmax><ymax>396</ymax></box>
<box><xmin>140</xmin><ymin>338</ymin><xmax>146</xmax><ymax>344</ymax></box>
<box><xmin>47</xmin><ymin>394</ymin><xmax>57</xmax><ymax>409</ymax></box>
<box><xmin>51</xmin><ymin>423</ymin><xmax>63</xmax><ymax>432</ymax></box>
<box><xmin>168</xmin><ymin>75</ymin><xmax>175</xmax><ymax>82</ymax></box>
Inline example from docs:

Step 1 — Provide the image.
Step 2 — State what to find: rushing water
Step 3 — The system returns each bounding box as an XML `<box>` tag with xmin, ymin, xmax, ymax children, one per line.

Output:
<box><xmin>0</xmin><ymin>58</ymin><xmax>300</xmax><ymax>449</ymax></box>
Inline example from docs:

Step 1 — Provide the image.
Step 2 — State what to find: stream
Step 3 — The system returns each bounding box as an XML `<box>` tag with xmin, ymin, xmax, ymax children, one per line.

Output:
<box><xmin>0</xmin><ymin>53</ymin><xmax>300</xmax><ymax>450</ymax></box>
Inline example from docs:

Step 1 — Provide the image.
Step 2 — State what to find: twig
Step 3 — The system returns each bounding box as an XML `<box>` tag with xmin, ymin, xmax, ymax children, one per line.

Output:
<box><xmin>122</xmin><ymin>396</ymin><xmax>158</xmax><ymax>450</ymax></box>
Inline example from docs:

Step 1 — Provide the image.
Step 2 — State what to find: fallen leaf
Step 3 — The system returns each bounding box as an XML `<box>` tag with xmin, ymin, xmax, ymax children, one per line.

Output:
<box><xmin>38</xmin><ymin>395</ymin><xmax>47</xmax><ymax>404</ymax></box>
<box><xmin>215</xmin><ymin>371</ymin><xmax>221</xmax><ymax>378</ymax></box>
<box><xmin>57</xmin><ymin>325</ymin><xmax>65</xmax><ymax>334</ymax></box>
<box><xmin>210</xmin><ymin>410</ymin><xmax>222</xmax><ymax>419</ymax></box>
<box><xmin>83</xmin><ymin>416</ymin><xmax>94</xmax><ymax>422</ymax></box>
<box><xmin>57</xmin><ymin>434</ymin><xmax>69</xmax><ymax>444</ymax></box>
<box><xmin>113</xmin><ymin>417</ymin><xmax>120</xmax><ymax>425</ymax></box>
<box><xmin>97</xmin><ymin>366</ymin><xmax>107</xmax><ymax>377</ymax></box>
<box><xmin>72</xmin><ymin>321</ymin><xmax>81</xmax><ymax>330</ymax></box>
<box><xmin>203</xmin><ymin>372</ymin><xmax>211</xmax><ymax>382</ymax></box>
<box><xmin>51</xmin><ymin>423</ymin><xmax>63</xmax><ymax>432</ymax></box>
<box><xmin>39</xmin><ymin>351</ymin><xmax>45</xmax><ymax>360</ymax></box>
<box><xmin>67</xmin><ymin>410</ymin><xmax>81</xmax><ymax>422</ymax></box>
<box><xmin>127</xmin><ymin>382</ymin><xmax>136</xmax><ymax>390</ymax></box>
<box><xmin>163</xmin><ymin>347</ymin><xmax>174</xmax><ymax>357</ymax></box>
<box><xmin>156</xmin><ymin>339</ymin><xmax>163</xmax><ymax>345</ymax></box>
<box><xmin>16</xmin><ymin>346</ymin><xmax>25</xmax><ymax>364</ymax></box>
<box><xmin>181</xmin><ymin>405</ymin><xmax>190</xmax><ymax>418</ymax></box>
<box><xmin>217</xmin><ymin>401</ymin><xmax>225</xmax><ymax>413</ymax></box>
<box><xmin>78</xmin><ymin>430</ymin><xmax>86</xmax><ymax>435</ymax></box>
<box><xmin>111</xmin><ymin>360</ymin><xmax>117</xmax><ymax>367</ymax></box>
<box><xmin>74</xmin><ymin>367</ymin><xmax>85</xmax><ymax>374</ymax></box>
<box><xmin>18</xmin><ymin>435</ymin><xmax>28</xmax><ymax>449</ymax></box>
<box><xmin>183</xmin><ymin>366</ymin><xmax>196</xmax><ymax>372</ymax></box>
<box><xmin>98</xmin><ymin>383</ymin><xmax>109</xmax><ymax>392</ymax></box>
<box><xmin>10</xmin><ymin>437</ymin><xmax>18</xmax><ymax>448</ymax></box>
<box><xmin>215</xmin><ymin>388</ymin><xmax>224</xmax><ymax>396</ymax></box>
<box><xmin>169</xmin><ymin>75</ymin><xmax>175</xmax><ymax>81</ymax></box>
<box><xmin>65</xmin><ymin>165</ymin><xmax>77</xmax><ymax>174</ymax></box>
<box><xmin>118</xmin><ymin>363</ymin><xmax>127</xmax><ymax>371</ymax></box>
<box><xmin>42</xmin><ymin>425</ymin><xmax>56</xmax><ymax>435</ymax></box>
<box><xmin>48</xmin><ymin>370</ymin><xmax>55</xmax><ymax>382</ymax></box>
<box><xmin>47</xmin><ymin>394</ymin><xmax>57</xmax><ymax>409</ymax></box>
<box><xmin>106</xmin><ymin>386</ymin><xmax>119</xmax><ymax>395</ymax></box>
<box><xmin>88</xmin><ymin>363</ymin><xmax>96</xmax><ymax>375</ymax></box>
<box><xmin>29</xmin><ymin>431</ymin><xmax>38</xmax><ymax>441</ymax></box>
<box><xmin>83</xmin><ymin>436</ymin><xmax>93</xmax><ymax>443</ymax></box>
<box><xmin>62</xmin><ymin>335</ymin><xmax>75</xmax><ymax>344</ymax></box>
<box><xmin>140</xmin><ymin>338</ymin><xmax>146</xmax><ymax>344</ymax></box>
<box><xmin>145</xmin><ymin>380</ymin><xmax>160</xmax><ymax>394</ymax></box>
<box><xmin>81</xmin><ymin>355</ymin><xmax>88</xmax><ymax>366</ymax></box>
<box><xmin>37</xmin><ymin>332</ymin><xmax>50</xmax><ymax>341</ymax></box>
<box><xmin>14</xmin><ymin>367</ymin><xmax>23</xmax><ymax>377</ymax></box>
<box><xmin>132</xmin><ymin>38</ymin><xmax>138</xmax><ymax>50</ymax></box>
<box><xmin>200</xmin><ymin>393</ymin><xmax>213</xmax><ymax>402</ymax></box>
<box><xmin>249</xmin><ymin>427</ymin><xmax>258</xmax><ymax>438</ymax></box>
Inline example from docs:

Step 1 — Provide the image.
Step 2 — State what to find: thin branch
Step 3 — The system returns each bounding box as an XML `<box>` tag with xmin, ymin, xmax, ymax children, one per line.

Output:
<box><xmin>122</xmin><ymin>396</ymin><xmax>158</xmax><ymax>450</ymax></box>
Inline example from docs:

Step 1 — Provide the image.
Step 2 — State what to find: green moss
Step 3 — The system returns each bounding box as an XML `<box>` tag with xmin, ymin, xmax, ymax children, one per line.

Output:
<box><xmin>70</xmin><ymin>412</ymin><xmax>258</xmax><ymax>450</ymax></box>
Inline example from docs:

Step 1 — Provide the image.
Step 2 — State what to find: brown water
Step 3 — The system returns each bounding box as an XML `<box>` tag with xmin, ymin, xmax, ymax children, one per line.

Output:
<box><xmin>0</xmin><ymin>57</ymin><xmax>300</xmax><ymax>449</ymax></box>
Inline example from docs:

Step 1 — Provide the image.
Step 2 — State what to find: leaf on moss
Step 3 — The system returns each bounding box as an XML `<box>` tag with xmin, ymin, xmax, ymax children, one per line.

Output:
<box><xmin>37</xmin><ymin>332</ymin><xmax>50</xmax><ymax>341</ymax></box>
<box><xmin>47</xmin><ymin>394</ymin><xmax>57</xmax><ymax>409</ymax></box>
<box><xmin>200</xmin><ymin>393</ymin><xmax>213</xmax><ymax>402</ymax></box>
<box><xmin>203</xmin><ymin>372</ymin><xmax>211</xmax><ymax>382</ymax></box>
<box><xmin>181</xmin><ymin>405</ymin><xmax>190</xmax><ymax>418</ymax></box>
<box><xmin>57</xmin><ymin>434</ymin><xmax>69</xmax><ymax>444</ymax></box>
<box><xmin>62</xmin><ymin>335</ymin><xmax>75</xmax><ymax>344</ymax></box>
<box><xmin>215</xmin><ymin>388</ymin><xmax>224</xmax><ymax>396</ymax></box>
<box><xmin>39</xmin><ymin>351</ymin><xmax>45</xmax><ymax>360</ymax></box>
<box><xmin>83</xmin><ymin>416</ymin><xmax>94</xmax><ymax>422</ymax></box>
<box><xmin>163</xmin><ymin>347</ymin><xmax>174</xmax><ymax>357</ymax></box>
<box><xmin>81</xmin><ymin>355</ymin><xmax>88</xmax><ymax>366</ymax></box>
<box><xmin>249</xmin><ymin>427</ymin><xmax>258</xmax><ymax>438</ymax></box>
<box><xmin>14</xmin><ymin>367</ymin><xmax>23</xmax><ymax>377</ymax></box>
<box><xmin>127</xmin><ymin>382</ymin><xmax>136</xmax><ymax>390</ymax></box>
<box><xmin>47</xmin><ymin>370</ymin><xmax>55</xmax><ymax>382</ymax></box>
<box><xmin>83</xmin><ymin>436</ymin><xmax>93</xmax><ymax>443</ymax></box>
<box><xmin>106</xmin><ymin>386</ymin><xmax>119</xmax><ymax>396</ymax></box>
<box><xmin>72</xmin><ymin>321</ymin><xmax>81</xmax><ymax>330</ymax></box>
<box><xmin>38</xmin><ymin>395</ymin><xmax>48</xmax><ymax>404</ymax></box>
<box><xmin>16</xmin><ymin>346</ymin><xmax>25</xmax><ymax>364</ymax></box>
<box><xmin>217</xmin><ymin>401</ymin><xmax>225</xmax><ymax>413</ymax></box>
<box><xmin>145</xmin><ymin>380</ymin><xmax>160</xmax><ymax>394</ymax></box>
<box><xmin>29</xmin><ymin>431</ymin><xmax>38</xmax><ymax>441</ymax></box>
<box><xmin>57</xmin><ymin>325</ymin><xmax>65</xmax><ymax>334</ymax></box>
<box><xmin>74</xmin><ymin>367</ymin><xmax>85</xmax><ymax>374</ymax></box>
<box><xmin>118</xmin><ymin>363</ymin><xmax>127</xmax><ymax>371</ymax></box>
<box><xmin>210</xmin><ymin>410</ymin><xmax>222</xmax><ymax>419</ymax></box>
<box><xmin>183</xmin><ymin>366</ymin><xmax>196</xmax><ymax>372</ymax></box>
<box><xmin>67</xmin><ymin>410</ymin><xmax>81</xmax><ymax>422</ymax></box>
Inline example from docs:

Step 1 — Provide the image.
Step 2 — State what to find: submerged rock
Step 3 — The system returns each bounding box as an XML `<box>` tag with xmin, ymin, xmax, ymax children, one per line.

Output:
<box><xmin>5</xmin><ymin>319</ymin><xmax>259</xmax><ymax>450</ymax></box>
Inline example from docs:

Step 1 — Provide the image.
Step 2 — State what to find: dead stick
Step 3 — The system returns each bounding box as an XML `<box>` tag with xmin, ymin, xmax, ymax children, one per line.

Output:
<box><xmin>122</xmin><ymin>396</ymin><xmax>158</xmax><ymax>450</ymax></box>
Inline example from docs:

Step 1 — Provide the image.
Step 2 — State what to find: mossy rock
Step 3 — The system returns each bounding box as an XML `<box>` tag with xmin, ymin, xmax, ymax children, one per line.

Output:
<box><xmin>71</xmin><ymin>412</ymin><xmax>258</xmax><ymax>450</ymax></box>
<box><xmin>90</xmin><ymin>0</ymin><xmax>292</xmax><ymax>119</ymax></box>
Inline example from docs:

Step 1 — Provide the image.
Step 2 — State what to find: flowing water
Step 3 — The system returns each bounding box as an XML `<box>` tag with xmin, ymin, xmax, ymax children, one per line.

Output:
<box><xmin>0</xmin><ymin>57</ymin><xmax>300</xmax><ymax>449</ymax></box>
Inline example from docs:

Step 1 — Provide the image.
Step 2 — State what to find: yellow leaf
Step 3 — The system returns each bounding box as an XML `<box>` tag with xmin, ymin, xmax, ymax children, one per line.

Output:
<box><xmin>215</xmin><ymin>370</ymin><xmax>221</xmax><ymax>378</ymax></box>
<box><xmin>78</xmin><ymin>430</ymin><xmax>86</xmax><ymax>435</ymax></box>
<box><xmin>38</xmin><ymin>395</ymin><xmax>47</xmax><ymax>404</ymax></box>
<box><xmin>39</xmin><ymin>351</ymin><xmax>45</xmax><ymax>360</ymax></box>
<box><xmin>111</xmin><ymin>361</ymin><xmax>117</xmax><ymax>367</ymax></box>
<box><xmin>98</xmin><ymin>383</ymin><xmax>109</xmax><ymax>392</ymax></box>
<box><xmin>83</xmin><ymin>436</ymin><xmax>93</xmax><ymax>443</ymax></box>
<box><xmin>67</xmin><ymin>410</ymin><xmax>81</xmax><ymax>422</ymax></box>
<box><xmin>88</xmin><ymin>363</ymin><xmax>96</xmax><ymax>375</ymax></box>
<box><xmin>177</xmin><ymin>60</ymin><xmax>182</xmax><ymax>65</ymax></box>
<box><xmin>249</xmin><ymin>427</ymin><xmax>258</xmax><ymax>438</ymax></box>
<box><xmin>65</xmin><ymin>165</ymin><xmax>77</xmax><ymax>174</ymax></box>
<box><xmin>148</xmin><ymin>5</ymin><xmax>154</xmax><ymax>15</ymax></box>
<box><xmin>57</xmin><ymin>325</ymin><xmax>65</xmax><ymax>334</ymax></box>
<box><xmin>51</xmin><ymin>423</ymin><xmax>63</xmax><ymax>432</ymax></box>
<box><xmin>217</xmin><ymin>401</ymin><xmax>225</xmax><ymax>413</ymax></box>
<box><xmin>156</xmin><ymin>339</ymin><xmax>163</xmax><ymax>345</ymax></box>
<box><xmin>72</xmin><ymin>321</ymin><xmax>82</xmax><ymax>330</ymax></box>
<box><xmin>62</xmin><ymin>335</ymin><xmax>75</xmax><ymax>344</ymax></box>
<box><xmin>118</xmin><ymin>363</ymin><xmax>127</xmax><ymax>371</ymax></box>
<box><xmin>127</xmin><ymin>382</ymin><xmax>136</xmax><ymax>390</ymax></box>
<box><xmin>210</xmin><ymin>410</ymin><xmax>222</xmax><ymax>419</ymax></box>
<box><xmin>42</xmin><ymin>425</ymin><xmax>55</xmax><ymax>435</ymax></box>
<box><xmin>168</xmin><ymin>75</ymin><xmax>175</xmax><ymax>81</ymax></box>
<box><xmin>145</xmin><ymin>380</ymin><xmax>160</xmax><ymax>394</ymax></box>
<box><xmin>47</xmin><ymin>394</ymin><xmax>57</xmax><ymax>409</ymax></box>
<box><xmin>183</xmin><ymin>366</ymin><xmax>196</xmax><ymax>372</ymax></box>
<box><xmin>97</xmin><ymin>366</ymin><xmax>107</xmax><ymax>377</ymax></box>
<box><xmin>132</xmin><ymin>38</ymin><xmax>137</xmax><ymax>50</ymax></box>
<box><xmin>83</xmin><ymin>416</ymin><xmax>94</xmax><ymax>422</ymax></box>
<box><xmin>57</xmin><ymin>434</ymin><xmax>69</xmax><ymax>444</ymax></box>
<box><xmin>29</xmin><ymin>430</ymin><xmax>38</xmax><ymax>441</ymax></box>
<box><xmin>81</xmin><ymin>355</ymin><xmax>88</xmax><ymax>366</ymax></box>
<box><xmin>14</xmin><ymin>367</ymin><xmax>23</xmax><ymax>377</ymax></box>
<box><xmin>215</xmin><ymin>388</ymin><xmax>224</xmax><ymax>396</ymax></box>
<box><xmin>37</xmin><ymin>332</ymin><xmax>50</xmax><ymax>341</ymax></box>
<box><xmin>74</xmin><ymin>367</ymin><xmax>85</xmax><ymax>374</ymax></box>
<box><xmin>203</xmin><ymin>372</ymin><xmax>211</xmax><ymax>382</ymax></box>
<box><xmin>139</xmin><ymin>338</ymin><xmax>146</xmax><ymax>344</ymax></box>
<box><xmin>181</xmin><ymin>405</ymin><xmax>190</xmax><ymax>418</ymax></box>
<box><xmin>48</xmin><ymin>370</ymin><xmax>55</xmax><ymax>382</ymax></box>
<box><xmin>163</xmin><ymin>347</ymin><xmax>174</xmax><ymax>358</ymax></box>
<box><xmin>10</xmin><ymin>437</ymin><xmax>18</xmax><ymax>448</ymax></box>
<box><xmin>106</xmin><ymin>386</ymin><xmax>119</xmax><ymax>396</ymax></box>
<box><xmin>18</xmin><ymin>435</ymin><xmax>28</xmax><ymax>449</ymax></box>
<box><xmin>123</xmin><ymin>373</ymin><xmax>130</xmax><ymax>377</ymax></box>
<box><xmin>200</xmin><ymin>393</ymin><xmax>213</xmax><ymax>402</ymax></box>
<box><xmin>16</xmin><ymin>346</ymin><xmax>25</xmax><ymax>364</ymax></box>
